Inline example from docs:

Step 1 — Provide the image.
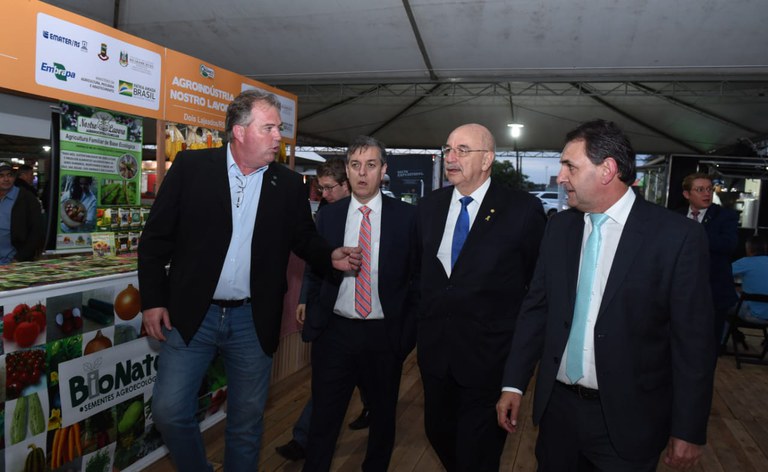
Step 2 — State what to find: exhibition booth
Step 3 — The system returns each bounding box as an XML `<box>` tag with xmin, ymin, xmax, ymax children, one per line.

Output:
<box><xmin>0</xmin><ymin>1</ymin><xmax>305</xmax><ymax>470</ymax></box>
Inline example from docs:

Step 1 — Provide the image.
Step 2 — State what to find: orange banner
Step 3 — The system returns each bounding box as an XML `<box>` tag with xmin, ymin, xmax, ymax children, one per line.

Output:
<box><xmin>0</xmin><ymin>0</ymin><xmax>37</xmax><ymax>94</ymax></box>
<box><xmin>163</xmin><ymin>50</ymin><xmax>242</xmax><ymax>132</ymax></box>
<box><xmin>2</xmin><ymin>0</ymin><xmax>165</xmax><ymax>119</ymax></box>
<box><xmin>1</xmin><ymin>0</ymin><xmax>297</xmax><ymax>141</ymax></box>
<box><xmin>164</xmin><ymin>50</ymin><xmax>297</xmax><ymax>142</ymax></box>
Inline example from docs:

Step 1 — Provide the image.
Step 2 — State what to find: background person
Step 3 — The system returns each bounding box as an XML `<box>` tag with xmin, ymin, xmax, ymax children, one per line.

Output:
<box><xmin>678</xmin><ymin>172</ymin><xmax>739</xmax><ymax>347</ymax></box>
<box><xmin>415</xmin><ymin>124</ymin><xmax>545</xmax><ymax>471</ymax></box>
<box><xmin>14</xmin><ymin>164</ymin><xmax>36</xmax><ymax>195</ymax></box>
<box><xmin>138</xmin><ymin>90</ymin><xmax>360</xmax><ymax>472</ymax></box>
<box><xmin>731</xmin><ymin>234</ymin><xmax>768</xmax><ymax>323</ymax></box>
<box><xmin>0</xmin><ymin>161</ymin><xmax>43</xmax><ymax>264</ymax></box>
<box><xmin>497</xmin><ymin>120</ymin><xmax>715</xmax><ymax>471</ymax></box>
<box><xmin>301</xmin><ymin>136</ymin><xmax>418</xmax><ymax>472</ymax></box>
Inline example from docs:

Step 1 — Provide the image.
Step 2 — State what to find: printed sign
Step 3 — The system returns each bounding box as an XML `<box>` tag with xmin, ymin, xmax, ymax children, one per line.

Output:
<box><xmin>35</xmin><ymin>13</ymin><xmax>162</xmax><ymax>111</ymax></box>
<box><xmin>0</xmin><ymin>271</ymin><xmax>228</xmax><ymax>471</ymax></box>
<box><xmin>57</xmin><ymin>102</ymin><xmax>142</xmax><ymax>250</ymax></box>
<box><xmin>58</xmin><ymin>337</ymin><xmax>159</xmax><ymax>426</ymax></box>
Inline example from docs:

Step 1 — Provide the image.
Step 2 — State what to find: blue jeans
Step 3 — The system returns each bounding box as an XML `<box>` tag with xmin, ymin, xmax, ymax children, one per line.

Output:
<box><xmin>293</xmin><ymin>397</ymin><xmax>313</xmax><ymax>446</ymax></box>
<box><xmin>152</xmin><ymin>304</ymin><xmax>273</xmax><ymax>472</ymax></box>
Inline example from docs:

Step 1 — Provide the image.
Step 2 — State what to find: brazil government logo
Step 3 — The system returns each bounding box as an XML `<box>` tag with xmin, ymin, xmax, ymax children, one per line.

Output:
<box><xmin>118</xmin><ymin>80</ymin><xmax>133</xmax><ymax>97</ymax></box>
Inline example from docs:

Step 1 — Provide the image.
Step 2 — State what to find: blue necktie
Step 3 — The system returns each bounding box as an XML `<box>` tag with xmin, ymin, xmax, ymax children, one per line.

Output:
<box><xmin>451</xmin><ymin>196</ymin><xmax>473</xmax><ymax>268</ymax></box>
<box><xmin>565</xmin><ymin>213</ymin><xmax>609</xmax><ymax>384</ymax></box>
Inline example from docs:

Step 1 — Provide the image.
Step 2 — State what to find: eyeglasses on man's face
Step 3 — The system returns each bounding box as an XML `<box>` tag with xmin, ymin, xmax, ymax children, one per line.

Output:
<box><xmin>317</xmin><ymin>183</ymin><xmax>340</xmax><ymax>193</ymax></box>
<box><xmin>441</xmin><ymin>145</ymin><xmax>489</xmax><ymax>158</ymax></box>
<box><xmin>690</xmin><ymin>186</ymin><xmax>714</xmax><ymax>194</ymax></box>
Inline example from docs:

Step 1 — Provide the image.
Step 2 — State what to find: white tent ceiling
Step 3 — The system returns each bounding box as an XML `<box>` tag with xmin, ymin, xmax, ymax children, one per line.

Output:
<box><xmin>42</xmin><ymin>0</ymin><xmax>768</xmax><ymax>155</ymax></box>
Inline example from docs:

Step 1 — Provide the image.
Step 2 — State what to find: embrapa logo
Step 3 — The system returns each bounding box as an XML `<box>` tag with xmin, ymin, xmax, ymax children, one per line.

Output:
<box><xmin>40</xmin><ymin>62</ymin><xmax>76</xmax><ymax>81</ymax></box>
<box><xmin>118</xmin><ymin>80</ymin><xmax>133</xmax><ymax>96</ymax></box>
<box><xmin>200</xmin><ymin>64</ymin><xmax>215</xmax><ymax>79</ymax></box>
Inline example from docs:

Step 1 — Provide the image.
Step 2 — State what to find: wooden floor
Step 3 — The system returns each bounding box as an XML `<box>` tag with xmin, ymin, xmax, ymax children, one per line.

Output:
<box><xmin>145</xmin><ymin>334</ymin><xmax>768</xmax><ymax>472</ymax></box>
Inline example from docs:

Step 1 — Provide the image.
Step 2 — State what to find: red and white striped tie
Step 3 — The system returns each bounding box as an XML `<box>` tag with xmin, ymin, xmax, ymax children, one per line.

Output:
<box><xmin>355</xmin><ymin>205</ymin><xmax>373</xmax><ymax>318</ymax></box>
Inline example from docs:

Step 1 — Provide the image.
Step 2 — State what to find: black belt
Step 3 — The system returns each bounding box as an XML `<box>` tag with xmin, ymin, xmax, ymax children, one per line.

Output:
<box><xmin>211</xmin><ymin>298</ymin><xmax>251</xmax><ymax>308</ymax></box>
<box><xmin>557</xmin><ymin>381</ymin><xmax>600</xmax><ymax>400</ymax></box>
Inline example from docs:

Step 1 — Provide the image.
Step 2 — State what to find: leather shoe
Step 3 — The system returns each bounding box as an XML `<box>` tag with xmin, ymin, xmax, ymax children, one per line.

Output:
<box><xmin>348</xmin><ymin>408</ymin><xmax>370</xmax><ymax>430</ymax></box>
<box><xmin>275</xmin><ymin>439</ymin><xmax>305</xmax><ymax>461</ymax></box>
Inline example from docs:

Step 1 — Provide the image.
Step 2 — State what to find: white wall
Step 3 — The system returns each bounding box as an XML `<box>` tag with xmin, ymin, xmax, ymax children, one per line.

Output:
<box><xmin>0</xmin><ymin>93</ymin><xmax>55</xmax><ymax>139</ymax></box>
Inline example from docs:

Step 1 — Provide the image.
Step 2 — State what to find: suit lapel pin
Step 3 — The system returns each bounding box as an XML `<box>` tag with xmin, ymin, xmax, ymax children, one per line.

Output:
<box><xmin>271</xmin><ymin>175</ymin><xmax>278</xmax><ymax>186</ymax></box>
<box><xmin>485</xmin><ymin>208</ymin><xmax>495</xmax><ymax>221</ymax></box>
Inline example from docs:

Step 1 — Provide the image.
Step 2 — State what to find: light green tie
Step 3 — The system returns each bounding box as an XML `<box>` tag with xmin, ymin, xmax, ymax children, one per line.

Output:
<box><xmin>565</xmin><ymin>213</ymin><xmax>609</xmax><ymax>384</ymax></box>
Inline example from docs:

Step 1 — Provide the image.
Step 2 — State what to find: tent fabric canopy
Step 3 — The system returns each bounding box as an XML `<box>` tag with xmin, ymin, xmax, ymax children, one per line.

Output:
<box><xmin>294</xmin><ymin>151</ymin><xmax>326</xmax><ymax>163</ymax></box>
<box><xmin>43</xmin><ymin>0</ymin><xmax>768</xmax><ymax>155</ymax></box>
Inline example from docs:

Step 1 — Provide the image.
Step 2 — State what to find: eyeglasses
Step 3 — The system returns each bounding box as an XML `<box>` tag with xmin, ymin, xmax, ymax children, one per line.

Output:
<box><xmin>317</xmin><ymin>183</ymin><xmax>340</xmax><ymax>193</ymax></box>
<box><xmin>441</xmin><ymin>145</ymin><xmax>489</xmax><ymax>157</ymax></box>
<box><xmin>234</xmin><ymin>174</ymin><xmax>246</xmax><ymax>208</ymax></box>
<box><xmin>690</xmin><ymin>186</ymin><xmax>714</xmax><ymax>194</ymax></box>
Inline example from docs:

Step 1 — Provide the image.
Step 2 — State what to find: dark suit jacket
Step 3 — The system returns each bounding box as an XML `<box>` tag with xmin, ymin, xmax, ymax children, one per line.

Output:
<box><xmin>677</xmin><ymin>204</ymin><xmax>739</xmax><ymax>311</ymax></box>
<box><xmin>9</xmin><ymin>186</ymin><xmax>43</xmax><ymax>262</ymax></box>
<box><xmin>416</xmin><ymin>182</ymin><xmax>545</xmax><ymax>389</ymax></box>
<box><xmin>138</xmin><ymin>147</ymin><xmax>332</xmax><ymax>355</ymax></box>
<box><xmin>504</xmin><ymin>197</ymin><xmax>716</xmax><ymax>461</ymax></box>
<box><xmin>302</xmin><ymin>195</ymin><xmax>418</xmax><ymax>357</ymax></box>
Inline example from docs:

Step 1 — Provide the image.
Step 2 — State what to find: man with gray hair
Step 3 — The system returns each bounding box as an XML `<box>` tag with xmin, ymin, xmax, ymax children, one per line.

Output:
<box><xmin>139</xmin><ymin>90</ymin><xmax>361</xmax><ymax>472</ymax></box>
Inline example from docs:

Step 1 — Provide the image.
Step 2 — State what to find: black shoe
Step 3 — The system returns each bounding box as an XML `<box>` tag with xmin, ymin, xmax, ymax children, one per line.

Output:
<box><xmin>275</xmin><ymin>439</ymin><xmax>306</xmax><ymax>461</ymax></box>
<box><xmin>348</xmin><ymin>408</ymin><xmax>370</xmax><ymax>430</ymax></box>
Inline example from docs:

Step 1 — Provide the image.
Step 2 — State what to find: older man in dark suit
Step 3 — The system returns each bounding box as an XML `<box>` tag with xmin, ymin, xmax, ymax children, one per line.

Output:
<box><xmin>415</xmin><ymin>123</ymin><xmax>545</xmax><ymax>471</ymax></box>
<box><xmin>497</xmin><ymin>120</ymin><xmax>716</xmax><ymax>471</ymax></box>
<box><xmin>138</xmin><ymin>90</ymin><xmax>360</xmax><ymax>472</ymax></box>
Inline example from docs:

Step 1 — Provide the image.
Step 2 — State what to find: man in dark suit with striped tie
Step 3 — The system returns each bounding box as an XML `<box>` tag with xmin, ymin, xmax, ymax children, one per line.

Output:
<box><xmin>302</xmin><ymin>136</ymin><xmax>418</xmax><ymax>472</ymax></box>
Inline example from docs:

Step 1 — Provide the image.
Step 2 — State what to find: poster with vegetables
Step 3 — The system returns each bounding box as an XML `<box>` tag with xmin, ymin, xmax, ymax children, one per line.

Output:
<box><xmin>0</xmin><ymin>274</ymin><xmax>227</xmax><ymax>471</ymax></box>
<box><xmin>57</xmin><ymin>102</ymin><xmax>142</xmax><ymax>251</ymax></box>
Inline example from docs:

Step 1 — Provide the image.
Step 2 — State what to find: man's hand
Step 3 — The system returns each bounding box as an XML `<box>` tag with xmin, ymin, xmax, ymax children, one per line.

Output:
<box><xmin>331</xmin><ymin>246</ymin><xmax>362</xmax><ymax>272</ymax></box>
<box><xmin>496</xmin><ymin>391</ymin><xmax>522</xmax><ymax>433</ymax></box>
<box><xmin>296</xmin><ymin>303</ymin><xmax>306</xmax><ymax>324</ymax></box>
<box><xmin>662</xmin><ymin>437</ymin><xmax>703</xmax><ymax>470</ymax></box>
<box><xmin>143</xmin><ymin>307</ymin><xmax>172</xmax><ymax>341</ymax></box>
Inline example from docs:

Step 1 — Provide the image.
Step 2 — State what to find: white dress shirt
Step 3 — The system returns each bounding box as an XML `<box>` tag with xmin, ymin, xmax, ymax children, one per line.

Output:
<box><xmin>437</xmin><ymin>178</ymin><xmax>491</xmax><ymax>277</ymax></box>
<box><xmin>555</xmin><ymin>187</ymin><xmax>636</xmax><ymax>389</ymax></box>
<box><xmin>334</xmin><ymin>192</ymin><xmax>385</xmax><ymax>320</ymax></box>
<box><xmin>687</xmin><ymin>206</ymin><xmax>708</xmax><ymax>223</ymax></box>
<box><xmin>212</xmin><ymin>144</ymin><xmax>266</xmax><ymax>300</ymax></box>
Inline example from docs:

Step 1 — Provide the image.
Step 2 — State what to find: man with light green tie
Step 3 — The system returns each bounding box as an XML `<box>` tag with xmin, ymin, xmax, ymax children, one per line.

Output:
<box><xmin>497</xmin><ymin>120</ymin><xmax>716</xmax><ymax>471</ymax></box>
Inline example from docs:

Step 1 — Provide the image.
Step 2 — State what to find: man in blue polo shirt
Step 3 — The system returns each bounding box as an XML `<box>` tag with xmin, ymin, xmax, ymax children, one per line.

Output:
<box><xmin>0</xmin><ymin>161</ymin><xmax>43</xmax><ymax>264</ymax></box>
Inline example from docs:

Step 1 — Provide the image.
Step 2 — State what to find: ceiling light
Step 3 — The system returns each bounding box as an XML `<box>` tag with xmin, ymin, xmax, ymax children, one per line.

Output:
<box><xmin>507</xmin><ymin>123</ymin><xmax>524</xmax><ymax>139</ymax></box>
<box><xmin>42</xmin><ymin>145</ymin><xmax>51</xmax><ymax>152</ymax></box>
